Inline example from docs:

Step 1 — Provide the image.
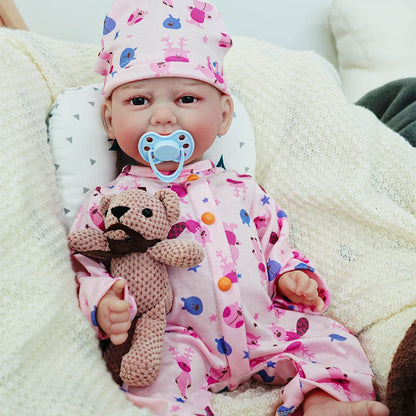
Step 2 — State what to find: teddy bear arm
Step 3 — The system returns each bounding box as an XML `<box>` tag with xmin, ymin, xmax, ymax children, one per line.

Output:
<box><xmin>67</xmin><ymin>229</ymin><xmax>110</xmax><ymax>258</ymax></box>
<box><xmin>149</xmin><ymin>240</ymin><xmax>204</xmax><ymax>268</ymax></box>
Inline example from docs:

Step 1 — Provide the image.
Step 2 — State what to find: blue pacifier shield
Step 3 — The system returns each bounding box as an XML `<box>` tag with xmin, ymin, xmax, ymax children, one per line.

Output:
<box><xmin>138</xmin><ymin>130</ymin><xmax>195</xmax><ymax>182</ymax></box>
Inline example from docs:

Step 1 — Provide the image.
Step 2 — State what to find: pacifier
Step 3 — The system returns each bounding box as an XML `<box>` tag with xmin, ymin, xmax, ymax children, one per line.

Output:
<box><xmin>138</xmin><ymin>130</ymin><xmax>195</xmax><ymax>183</ymax></box>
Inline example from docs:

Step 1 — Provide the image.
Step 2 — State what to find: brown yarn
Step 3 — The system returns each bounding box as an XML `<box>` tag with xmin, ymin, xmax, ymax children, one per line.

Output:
<box><xmin>386</xmin><ymin>320</ymin><xmax>416</xmax><ymax>416</ymax></box>
<box><xmin>68</xmin><ymin>189</ymin><xmax>204</xmax><ymax>386</ymax></box>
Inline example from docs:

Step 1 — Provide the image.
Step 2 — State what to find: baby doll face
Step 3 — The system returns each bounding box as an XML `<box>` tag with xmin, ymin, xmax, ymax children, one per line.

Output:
<box><xmin>102</xmin><ymin>77</ymin><xmax>233</xmax><ymax>171</ymax></box>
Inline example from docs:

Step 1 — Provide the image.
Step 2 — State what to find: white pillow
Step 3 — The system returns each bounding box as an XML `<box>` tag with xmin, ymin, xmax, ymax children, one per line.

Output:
<box><xmin>329</xmin><ymin>0</ymin><xmax>416</xmax><ymax>102</ymax></box>
<box><xmin>47</xmin><ymin>83</ymin><xmax>256</xmax><ymax>230</ymax></box>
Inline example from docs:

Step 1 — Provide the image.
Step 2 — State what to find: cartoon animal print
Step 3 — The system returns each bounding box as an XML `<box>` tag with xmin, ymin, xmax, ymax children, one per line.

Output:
<box><xmin>224</xmin><ymin>222</ymin><xmax>240</xmax><ymax>261</ymax></box>
<box><xmin>276</xmin><ymin>405</ymin><xmax>295</xmax><ymax>416</ymax></box>
<box><xmin>163</xmin><ymin>14</ymin><xmax>181</xmax><ymax>29</ymax></box>
<box><xmin>181</xmin><ymin>296</ymin><xmax>203</xmax><ymax>315</ymax></box>
<box><xmin>170</xmin><ymin>183</ymin><xmax>189</xmax><ymax>203</ymax></box>
<box><xmin>222</xmin><ymin>302</ymin><xmax>244</xmax><ymax>328</ymax></box>
<box><xmin>169</xmin><ymin>345</ymin><xmax>195</xmax><ymax>399</ymax></box>
<box><xmin>250</xmin><ymin>237</ymin><xmax>267</xmax><ymax>285</ymax></box>
<box><xmin>103</xmin><ymin>15</ymin><xmax>116</xmax><ymax>35</ymax></box>
<box><xmin>195</xmin><ymin>57</ymin><xmax>228</xmax><ymax>91</ymax></box>
<box><xmin>120</xmin><ymin>47</ymin><xmax>137</xmax><ymax>68</ymax></box>
<box><xmin>205</xmin><ymin>366</ymin><xmax>230</xmax><ymax>387</ymax></box>
<box><xmin>149</xmin><ymin>60</ymin><xmax>170</xmax><ymax>76</ymax></box>
<box><xmin>169</xmin><ymin>213</ymin><xmax>212</xmax><ymax>246</ymax></box>
<box><xmin>163</xmin><ymin>0</ymin><xmax>174</xmax><ymax>7</ymax></box>
<box><xmin>187</xmin><ymin>1</ymin><xmax>214</xmax><ymax>27</ymax></box>
<box><xmin>226</xmin><ymin>178</ymin><xmax>247</xmax><ymax>198</ymax></box>
<box><xmin>96</xmin><ymin>39</ymin><xmax>114</xmax><ymax>77</ymax></box>
<box><xmin>162</xmin><ymin>36</ymin><xmax>190</xmax><ymax>62</ymax></box>
<box><xmin>216</xmin><ymin>250</ymin><xmax>238</xmax><ymax>284</ymax></box>
<box><xmin>127</xmin><ymin>7</ymin><xmax>148</xmax><ymax>25</ymax></box>
<box><xmin>219</xmin><ymin>33</ymin><xmax>232</xmax><ymax>48</ymax></box>
<box><xmin>316</xmin><ymin>367</ymin><xmax>352</xmax><ymax>400</ymax></box>
<box><xmin>246</xmin><ymin>332</ymin><xmax>261</xmax><ymax>349</ymax></box>
<box><xmin>88</xmin><ymin>202</ymin><xmax>104</xmax><ymax>230</ymax></box>
<box><xmin>269</xmin><ymin>317</ymin><xmax>309</xmax><ymax>342</ymax></box>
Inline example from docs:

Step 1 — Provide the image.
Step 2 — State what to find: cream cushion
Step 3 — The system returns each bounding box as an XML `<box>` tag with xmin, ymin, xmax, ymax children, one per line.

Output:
<box><xmin>329</xmin><ymin>0</ymin><xmax>416</xmax><ymax>102</ymax></box>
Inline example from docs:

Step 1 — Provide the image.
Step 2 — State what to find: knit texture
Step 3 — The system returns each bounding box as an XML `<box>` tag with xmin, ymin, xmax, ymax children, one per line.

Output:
<box><xmin>386</xmin><ymin>320</ymin><xmax>416</xmax><ymax>416</ymax></box>
<box><xmin>226</xmin><ymin>37</ymin><xmax>416</xmax><ymax>403</ymax></box>
<box><xmin>1</xmin><ymin>28</ymin><xmax>415</xmax><ymax>415</ymax></box>
<box><xmin>0</xmin><ymin>28</ymin><xmax>148</xmax><ymax>416</ymax></box>
<box><xmin>68</xmin><ymin>188</ymin><xmax>204</xmax><ymax>387</ymax></box>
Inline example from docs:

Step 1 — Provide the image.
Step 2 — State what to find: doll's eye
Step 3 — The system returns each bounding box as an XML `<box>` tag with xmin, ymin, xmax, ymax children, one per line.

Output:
<box><xmin>180</xmin><ymin>95</ymin><xmax>197</xmax><ymax>104</ymax></box>
<box><xmin>130</xmin><ymin>97</ymin><xmax>148</xmax><ymax>106</ymax></box>
<box><xmin>142</xmin><ymin>208</ymin><xmax>153</xmax><ymax>218</ymax></box>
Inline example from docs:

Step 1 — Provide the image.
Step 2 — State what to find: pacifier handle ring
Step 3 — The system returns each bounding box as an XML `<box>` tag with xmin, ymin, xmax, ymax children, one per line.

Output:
<box><xmin>138</xmin><ymin>130</ymin><xmax>195</xmax><ymax>183</ymax></box>
<box><xmin>148</xmin><ymin>149</ymin><xmax>186</xmax><ymax>183</ymax></box>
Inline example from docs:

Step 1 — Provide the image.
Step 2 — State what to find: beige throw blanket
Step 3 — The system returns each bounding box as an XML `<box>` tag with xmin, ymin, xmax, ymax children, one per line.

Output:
<box><xmin>1</xmin><ymin>29</ymin><xmax>415</xmax><ymax>415</ymax></box>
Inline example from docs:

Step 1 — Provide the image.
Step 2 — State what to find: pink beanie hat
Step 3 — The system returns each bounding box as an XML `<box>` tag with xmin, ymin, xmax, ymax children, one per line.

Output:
<box><xmin>95</xmin><ymin>0</ymin><xmax>232</xmax><ymax>98</ymax></box>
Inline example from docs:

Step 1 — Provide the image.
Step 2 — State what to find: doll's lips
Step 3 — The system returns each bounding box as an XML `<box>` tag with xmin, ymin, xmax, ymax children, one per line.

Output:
<box><xmin>139</xmin><ymin>132</ymin><xmax>171</xmax><ymax>141</ymax></box>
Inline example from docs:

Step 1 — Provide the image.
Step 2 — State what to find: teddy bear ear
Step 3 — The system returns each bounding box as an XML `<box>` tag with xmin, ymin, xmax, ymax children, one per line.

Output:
<box><xmin>154</xmin><ymin>189</ymin><xmax>180</xmax><ymax>224</ymax></box>
<box><xmin>100</xmin><ymin>194</ymin><xmax>113</xmax><ymax>217</ymax></box>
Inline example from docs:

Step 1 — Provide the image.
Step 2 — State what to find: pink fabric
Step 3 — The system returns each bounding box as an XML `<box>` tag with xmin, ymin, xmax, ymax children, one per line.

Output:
<box><xmin>71</xmin><ymin>160</ymin><xmax>376</xmax><ymax>415</ymax></box>
<box><xmin>95</xmin><ymin>0</ymin><xmax>232</xmax><ymax>98</ymax></box>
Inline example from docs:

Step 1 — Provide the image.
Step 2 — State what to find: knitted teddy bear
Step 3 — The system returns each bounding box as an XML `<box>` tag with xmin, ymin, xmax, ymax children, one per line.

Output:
<box><xmin>68</xmin><ymin>188</ymin><xmax>204</xmax><ymax>387</ymax></box>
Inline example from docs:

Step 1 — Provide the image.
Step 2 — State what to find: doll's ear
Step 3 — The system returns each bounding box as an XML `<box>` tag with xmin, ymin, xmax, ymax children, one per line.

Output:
<box><xmin>100</xmin><ymin>194</ymin><xmax>113</xmax><ymax>217</ymax></box>
<box><xmin>101</xmin><ymin>100</ymin><xmax>115</xmax><ymax>139</ymax></box>
<box><xmin>218</xmin><ymin>94</ymin><xmax>234</xmax><ymax>136</ymax></box>
<box><xmin>155</xmin><ymin>189</ymin><xmax>180</xmax><ymax>224</ymax></box>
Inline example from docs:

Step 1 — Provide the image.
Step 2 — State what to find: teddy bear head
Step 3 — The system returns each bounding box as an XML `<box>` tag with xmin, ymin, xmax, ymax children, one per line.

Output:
<box><xmin>100</xmin><ymin>188</ymin><xmax>180</xmax><ymax>244</ymax></box>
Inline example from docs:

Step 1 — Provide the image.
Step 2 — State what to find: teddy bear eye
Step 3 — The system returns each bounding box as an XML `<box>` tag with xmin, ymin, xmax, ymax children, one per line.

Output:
<box><xmin>142</xmin><ymin>208</ymin><xmax>153</xmax><ymax>218</ymax></box>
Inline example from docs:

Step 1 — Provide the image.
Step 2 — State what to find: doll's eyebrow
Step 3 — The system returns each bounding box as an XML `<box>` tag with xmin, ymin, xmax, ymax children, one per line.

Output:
<box><xmin>182</xmin><ymin>80</ymin><xmax>204</xmax><ymax>86</ymax></box>
<box><xmin>120</xmin><ymin>82</ymin><xmax>146</xmax><ymax>90</ymax></box>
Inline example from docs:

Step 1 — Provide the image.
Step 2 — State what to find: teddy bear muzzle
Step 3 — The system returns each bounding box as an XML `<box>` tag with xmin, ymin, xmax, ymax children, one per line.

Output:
<box><xmin>105</xmin><ymin>222</ymin><xmax>161</xmax><ymax>255</ymax></box>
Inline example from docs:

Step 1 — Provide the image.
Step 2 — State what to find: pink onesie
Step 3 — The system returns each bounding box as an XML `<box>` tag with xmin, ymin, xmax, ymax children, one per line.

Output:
<box><xmin>71</xmin><ymin>160</ymin><xmax>376</xmax><ymax>416</ymax></box>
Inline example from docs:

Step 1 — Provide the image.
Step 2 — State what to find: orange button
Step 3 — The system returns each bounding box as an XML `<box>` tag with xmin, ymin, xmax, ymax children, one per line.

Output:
<box><xmin>201</xmin><ymin>212</ymin><xmax>215</xmax><ymax>225</ymax></box>
<box><xmin>218</xmin><ymin>276</ymin><xmax>232</xmax><ymax>292</ymax></box>
<box><xmin>187</xmin><ymin>174</ymin><xmax>200</xmax><ymax>181</ymax></box>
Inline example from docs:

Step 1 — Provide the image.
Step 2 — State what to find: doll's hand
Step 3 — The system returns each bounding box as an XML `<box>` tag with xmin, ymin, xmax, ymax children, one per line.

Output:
<box><xmin>277</xmin><ymin>271</ymin><xmax>325</xmax><ymax>312</ymax></box>
<box><xmin>97</xmin><ymin>279</ymin><xmax>132</xmax><ymax>345</ymax></box>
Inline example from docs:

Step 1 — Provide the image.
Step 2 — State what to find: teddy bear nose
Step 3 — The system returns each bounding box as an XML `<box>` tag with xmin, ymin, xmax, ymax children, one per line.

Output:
<box><xmin>111</xmin><ymin>206</ymin><xmax>130</xmax><ymax>220</ymax></box>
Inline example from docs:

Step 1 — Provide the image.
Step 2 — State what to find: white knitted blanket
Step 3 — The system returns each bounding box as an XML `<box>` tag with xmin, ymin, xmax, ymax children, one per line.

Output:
<box><xmin>1</xmin><ymin>29</ymin><xmax>415</xmax><ymax>415</ymax></box>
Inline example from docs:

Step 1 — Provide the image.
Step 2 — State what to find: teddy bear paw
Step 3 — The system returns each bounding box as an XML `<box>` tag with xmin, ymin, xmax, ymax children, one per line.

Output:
<box><xmin>120</xmin><ymin>350</ymin><xmax>161</xmax><ymax>387</ymax></box>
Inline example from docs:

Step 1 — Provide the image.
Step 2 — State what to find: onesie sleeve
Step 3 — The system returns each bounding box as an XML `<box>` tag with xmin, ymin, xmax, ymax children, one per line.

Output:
<box><xmin>252</xmin><ymin>183</ymin><xmax>330</xmax><ymax>314</ymax></box>
<box><xmin>69</xmin><ymin>187</ymin><xmax>137</xmax><ymax>338</ymax></box>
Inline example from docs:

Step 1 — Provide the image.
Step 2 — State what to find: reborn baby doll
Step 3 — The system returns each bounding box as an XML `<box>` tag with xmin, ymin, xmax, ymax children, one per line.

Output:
<box><xmin>70</xmin><ymin>1</ymin><xmax>390</xmax><ymax>415</ymax></box>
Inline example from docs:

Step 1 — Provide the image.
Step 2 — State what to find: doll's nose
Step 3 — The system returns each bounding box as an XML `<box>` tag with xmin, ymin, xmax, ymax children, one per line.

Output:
<box><xmin>150</xmin><ymin>103</ymin><xmax>177</xmax><ymax>126</ymax></box>
<box><xmin>111</xmin><ymin>206</ymin><xmax>130</xmax><ymax>220</ymax></box>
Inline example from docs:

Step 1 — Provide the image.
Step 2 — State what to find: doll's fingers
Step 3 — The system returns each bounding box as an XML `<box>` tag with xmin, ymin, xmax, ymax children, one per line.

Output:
<box><xmin>313</xmin><ymin>297</ymin><xmax>325</xmax><ymax>313</ymax></box>
<box><xmin>110</xmin><ymin>332</ymin><xmax>129</xmax><ymax>345</ymax></box>
<box><xmin>111</xmin><ymin>278</ymin><xmax>127</xmax><ymax>299</ymax></box>
<box><xmin>284</xmin><ymin>276</ymin><xmax>298</xmax><ymax>293</ymax></box>
<box><xmin>109</xmin><ymin>307</ymin><xmax>131</xmax><ymax>323</ymax></box>
<box><xmin>300</xmin><ymin>296</ymin><xmax>324</xmax><ymax>313</ymax></box>
<box><xmin>109</xmin><ymin>321</ymin><xmax>131</xmax><ymax>340</ymax></box>
<box><xmin>294</xmin><ymin>273</ymin><xmax>311</xmax><ymax>295</ymax></box>
<box><xmin>109</xmin><ymin>299</ymin><xmax>130</xmax><ymax>313</ymax></box>
<box><xmin>110</xmin><ymin>320</ymin><xmax>131</xmax><ymax>333</ymax></box>
<box><xmin>299</xmin><ymin>279</ymin><xmax>319</xmax><ymax>299</ymax></box>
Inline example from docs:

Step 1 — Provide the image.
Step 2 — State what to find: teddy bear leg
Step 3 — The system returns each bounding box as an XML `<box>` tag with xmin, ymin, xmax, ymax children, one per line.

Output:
<box><xmin>100</xmin><ymin>316</ymin><xmax>138</xmax><ymax>385</ymax></box>
<box><xmin>120</xmin><ymin>301</ymin><xmax>167</xmax><ymax>387</ymax></box>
